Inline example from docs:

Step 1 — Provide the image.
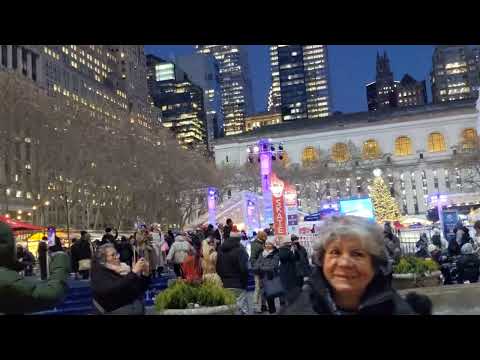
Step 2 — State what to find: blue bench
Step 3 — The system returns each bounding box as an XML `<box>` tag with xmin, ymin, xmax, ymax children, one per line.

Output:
<box><xmin>33</xmin><ymin>273</ymin><xmax>256</xmax><ymax>315</ymax></box>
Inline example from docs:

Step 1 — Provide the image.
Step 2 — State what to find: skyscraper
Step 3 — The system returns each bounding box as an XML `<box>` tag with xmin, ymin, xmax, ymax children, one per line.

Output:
<box><xmin>269</xmin><ymin>45</ymin><xmax>331</xmax><ymax>121</ymax></box>
<box><xmin>146</xmin><ymin>55</ymin><xmax>208</xmax><ymax>152</ymax></box>
<box><xmin>396</xmin><ymin>74</ymin><xmax>427</xmax><ymax>108</ymax></box>
<box><xmin>0</xmin><ymin>44</ymin><xmax>162</xmax><ymax>216</ymax></box>
<box><xmin>195</xmin><ymin>45</ymin><xmax>254</xmax><ymax>136</ymax></box>
<box><xmin>366</xmin><ymin>51</ymin><xmax>398</xmax><ymax>112</ymax></box>
<box><xmin>175</xmin><ymin>53</ymin><xmax>223</xmax><ymax>143</ymax></box>
<box><xmin>431</xmin><ymin>45</ymin><xmax>480</xmax><ymax>104</ymax></box>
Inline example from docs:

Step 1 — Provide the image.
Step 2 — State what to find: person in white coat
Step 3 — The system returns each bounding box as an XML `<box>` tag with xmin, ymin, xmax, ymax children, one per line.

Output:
<box><xmin>166</xmin><ymin>234</ymin><xmax>193</xmax><ymax>278</ymax></box>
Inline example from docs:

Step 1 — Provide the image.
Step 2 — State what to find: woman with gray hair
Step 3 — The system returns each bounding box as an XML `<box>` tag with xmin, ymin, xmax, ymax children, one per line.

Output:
<box><xmin>91</xmin><ymin>243</ymin><xmax>151</xmax><ymax>315</ymax></box>
<box><xmin>280</xmin><ymin>216</ymin><xmax>423</xmax><ymax>315</ymax></box>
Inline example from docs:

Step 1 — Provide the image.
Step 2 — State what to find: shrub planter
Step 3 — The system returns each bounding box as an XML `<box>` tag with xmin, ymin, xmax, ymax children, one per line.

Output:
<box><xmin>155</xmin><ymin>304</ymin><xmax>236</xmax><ymax>315</ymax></box>
<box><xmin>393</xmin><ymin>271</ymin><xmax>442</xmax><ymax>290</ymax></box>
<box><xmin>154</xmin><ymin>279</ymin><xmax>237</xmax><ymax>315</ymax></box>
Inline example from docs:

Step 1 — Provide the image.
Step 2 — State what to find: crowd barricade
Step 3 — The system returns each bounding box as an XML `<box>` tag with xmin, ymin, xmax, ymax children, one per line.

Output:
<box><xmin>298</xmin><ymin>234</ymin><xmax>321</xmax><ymax>259</ymax></box>
<box><xmin>297</xmin><ymin>233</ymin><xmax>419</xmax><ymax>257</ymax></box>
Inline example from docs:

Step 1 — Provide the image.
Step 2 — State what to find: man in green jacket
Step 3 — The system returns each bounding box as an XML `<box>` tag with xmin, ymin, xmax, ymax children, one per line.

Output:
<box><xmin>0</xmin><ymin>222</ymin><xmax>70</xmax><ymax>314</ymax></box>
<box><xmin>250</xmin><ymin>231</ymin><xmax>267</xmax><ymax>313</ymax></box>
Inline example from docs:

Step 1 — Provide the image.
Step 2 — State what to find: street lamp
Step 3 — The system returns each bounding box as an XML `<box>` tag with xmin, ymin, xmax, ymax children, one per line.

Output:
<box><xmin>44</xmin><ymin>201</ymin><xmax>50</xmax><ymax>206</ymax></box>
<box><xmin>373</xmin><ymin>168</ymin><xmax>383</xmax><ymax>177</ymax></box>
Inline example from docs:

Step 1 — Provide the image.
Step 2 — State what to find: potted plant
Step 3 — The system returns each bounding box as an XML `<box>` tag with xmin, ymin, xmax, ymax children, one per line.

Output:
<box><xmin>392</xmin><ymin>256</ymin><xmax>441</xmax><ymax>290</ymax></box>
<box><xmin>154</xmin><ymin>279</ymin><xmax>237</xmax><ymax>315</ymax></box>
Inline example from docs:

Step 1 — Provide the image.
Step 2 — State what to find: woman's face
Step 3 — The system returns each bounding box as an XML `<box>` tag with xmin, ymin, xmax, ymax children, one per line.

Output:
<box><xmin>105</xmin><ymin>248</ymin><xmax>120</xmax><ymax>266</ymax></box>
<box><xmin>322</xmin><ymin>235</ymin><xmax>375</xmax><ymax>299</ymax></box>
<box><xmin>265</xmin><ymin>242</ymin><xmax>274</xmax><ymax>251</ymax></box>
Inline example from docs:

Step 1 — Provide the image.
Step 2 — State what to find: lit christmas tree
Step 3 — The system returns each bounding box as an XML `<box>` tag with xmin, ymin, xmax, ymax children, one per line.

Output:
<box><xmin>370</xmin><ymin>169</ymin><xmax>400</xmax><ymax>223</ymax></box>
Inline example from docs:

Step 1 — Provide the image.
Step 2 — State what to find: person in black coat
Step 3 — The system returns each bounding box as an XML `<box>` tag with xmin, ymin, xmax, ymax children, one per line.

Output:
<box><xmin>165</xmin><ymin>230</ymin><xmax>175</xmax><ymax>249</ymax></box>
<box><xmin>49</xmin><ymin>237</ymin><xmax>64</xmax><ymax>253</ymax></box>
<box><xmin>16</xmin><ymin>244</ymin><xmax>35</xmax><ymax>276</ymax></box>
<box><xmin>70</xmin><ymin>231</ymin><xmax>92</xmax><ymax>280</ymax></box>
<box><xmin>253</xmin><ymin>239</ymin><xmax>281</xmax><ymax>314</ymax></box>
<box><xmin>115</xmin><ymin>236</ymin><xmax>134</xmax><ymax>267</ymax></box>
<box><xmin>91</xmin><ymin>243</ymin><xmax>150</xmax><ymax>315</ymax></box>
<box><xmin>278</xmin><ymin>235</ymin><xmax>311</xmax><ymax>305</ymax></box>
<box><xmin>223</xmin><ymin>219</ymin><xmax>233</xmax><ymax>241</ymax></box>
<box><xmin>37</xmin><ymin>239</ymin><xmax>48</xmax><ymax>280</ymax></box>
<box><xmin>98</xmin><ymin>227</ymin><xmax>118</xmax><ymax>246</ymax></box>
<box><xmin>280</xmin><ymin>216</ymin><xmax>425</xmax><ymax>315</ymax></box>
<box><xmin>216</xmin><ymin>231</ymin><xmax>250</xmax><ymax>314</ymax></box>
<box><xmin>457</xmin><ymin>243</ymin><xmax>480</xmax><ymax>284</ymax></box>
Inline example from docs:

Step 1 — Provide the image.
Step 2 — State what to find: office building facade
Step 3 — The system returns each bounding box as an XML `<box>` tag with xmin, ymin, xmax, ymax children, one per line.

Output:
<box><xmin>146</xmin><ymin>55</ymin><xmax>207</xmax><ymax>151</ymax></box>
<box><xmin>0</xmin><ymin>44</ymin><xmax>162</xmax><ymax>218</ymax></box>
<box><xmin>269</xmin><ymin>45</ymin><xmax>331</xmax><ymax>122</ymax></box>
<box><xmin>175</xmin><ymin>53</ymin><xmax>223</xmax><ymax>144</ymax></box>
<box><xmin>195</xmin><ymin>45</ymin><xmax>254</xmax><ymax>136</ymax></box>
<box><xmin>431</xmin><ymin>45</ymin><xmax>480</xmax><ymax>104</ymax></box>
<box><xmin>367</xmin><ymin>52</ymin><xmax>428</xmax><ymax>111</ymax></box>
<box><xmin>396</xmin><ymin>74</ymin><xmax>428</xmax><ymax>108</ymax></box>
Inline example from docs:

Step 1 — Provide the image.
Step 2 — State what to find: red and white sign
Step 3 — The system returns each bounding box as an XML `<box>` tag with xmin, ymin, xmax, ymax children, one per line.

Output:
<box><xmin>284</xmin><ymin>184</ymin><xmax>297</xmax><ymax>207</ymax></box>
<box><xmin>270</xmin><ymin>173</ymin><xmax>287</xmax><ymax>236</ymax></box>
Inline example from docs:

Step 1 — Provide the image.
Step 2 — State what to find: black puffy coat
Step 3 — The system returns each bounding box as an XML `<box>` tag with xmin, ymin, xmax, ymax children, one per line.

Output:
<box><xmin>457</xmin><ymin>253</ymin><xmax>480</xmax><ymax>283</ymax></box>
<box><xmin>280</xmin><ymin>267</ymin><xmax>416</xmax><ymax>315</ymax></box>
<box><xmin>278</xmin><ymin>246</ymin><xmax>302</xmax><ymax>290</ymax></box>
<box><xmin>216</xmin><ymin>237</ymin><xmax>249</xmax><ymax>289</ymax></box>
<box><xmin>90</xmin><ymin>261</ymin><xmax>150</xmax><ymax>313</ymax></box>
<box><xmin>70</xmin><ymin>239</ymin><xmax>92</xmax><ymax>272</ymax></box>
<box><xmin>253</xmin><ymin>248</ymin><xmax>280</xmax><ymax>279</ymax></box>
<box><xmin>115</xmin><ymin>241</ymin><xmax>134</xmax><ymax>267</ymax></box>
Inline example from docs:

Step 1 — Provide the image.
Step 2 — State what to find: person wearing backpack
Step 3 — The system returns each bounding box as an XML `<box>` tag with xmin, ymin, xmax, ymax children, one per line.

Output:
<box><xmin>450</xmin><ymin>221</ymin><xmax>472</xmax><ymax>256</ymax></box>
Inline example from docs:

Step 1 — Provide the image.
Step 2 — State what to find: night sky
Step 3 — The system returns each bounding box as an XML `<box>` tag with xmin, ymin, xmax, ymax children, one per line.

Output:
<box><xmin>144</xmin><ymin>45</ymin><xmax>435</xmax><ymax>114</ymax></box>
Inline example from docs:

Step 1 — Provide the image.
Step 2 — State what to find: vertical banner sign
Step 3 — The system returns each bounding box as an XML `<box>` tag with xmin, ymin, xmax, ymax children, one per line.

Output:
<box><xmin>259</xmin><ymin>140</ymin><xmax>273</xmax><ymax>228</ymax></box>
<box><xmin>442</xmin><ymin>209</ymin><xmax>459</xmax><ymax>244</ymax></box>
<box><xmin>284</xmin><ymin>183</ymin><xmax>299</xmax><ymax>234</ymax></box>
<box><xmin>270</xmin><ymin>173</ymin><xmax>287</xmax><ymax>236</ymax></box>
<box><xmin>242</xmin><ymin>191</ymin><xmax>260</xmax><ymax>236</ymax></box>
<box><xmin>207</xmin><ymin>187</ymin><xmax>217</xmax><ymax>226</ymax></box>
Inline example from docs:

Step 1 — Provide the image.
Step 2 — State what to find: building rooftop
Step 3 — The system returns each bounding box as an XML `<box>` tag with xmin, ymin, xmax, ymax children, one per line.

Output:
<box><xmin>214</xmin><ymin>99</ymin><xmax>476</xmax><ymax>145</ymax></box>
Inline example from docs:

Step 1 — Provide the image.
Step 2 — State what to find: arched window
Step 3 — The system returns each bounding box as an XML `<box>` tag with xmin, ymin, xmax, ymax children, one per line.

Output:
<box><xmin>362</xmin><ymin>139</ymin><xmax>381</xmax><ymax>159</ymax></box>
<box><xmin>331</xmin><ymin>143</ymin><xmax>349</xmax><ymax>163</ymax></box>
<box><xmin>302</xmin><ymin>146</ymin><xmax>318</xmax><ymax>167</ymax></box>
<box><xmin>394</xmin><ymin>136</ymin><xmax>413</xmax><ymax>156</ymax></box>
<box><xmin>427</xmin><ymin>132</ymin><xmax>446</xmax><ymax>153</ymax></box>
<box><xmin>462</xmin><ymin>128</ymin><xmax>477</xmax><ymax>151</ymax></box>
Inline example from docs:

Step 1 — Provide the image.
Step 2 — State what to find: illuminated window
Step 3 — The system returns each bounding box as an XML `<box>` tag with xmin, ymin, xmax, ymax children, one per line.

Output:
<box><xmin>281</xmin><ymin>151</ymin><xmax>290</xmax><ymax>167</ymax></box>
<box><xmin>331</xmin><ymin>143</ymin><xmax>349</xmax><ymax>163</ymax></box>
<box><xmin>394</xmin><ymin>136</ymin><xmax>413</xmax><ymax>156</ymax></box>
<box><xmin>362</xmin><ymin>139</ymin><xmax>381</xmax><ymax>159</ymax></box>
<box><xmin>462</xmin><ymin>128</ymin><xmax>477</xmax><ymax>151</ymax></box>
<box><xmin>427</xmin><ymin>132</ymin><xmax>446</xmax><ymax>153</ymax></box>
<box><xmin>302</xmin><ymin>146</ymin><xmax>318</xmax><ymax>166</ymax></box>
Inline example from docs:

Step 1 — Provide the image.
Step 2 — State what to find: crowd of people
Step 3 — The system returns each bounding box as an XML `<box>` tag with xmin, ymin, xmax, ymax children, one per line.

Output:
<box><xmin>411</xmin><ymin>220</ymin><xmax>480</xmax><ymax>285</ymax></box>
<box><xmin>2</xmin><ymin>214</ymin><xmax>463</xmax><ymax>315</ymax></box>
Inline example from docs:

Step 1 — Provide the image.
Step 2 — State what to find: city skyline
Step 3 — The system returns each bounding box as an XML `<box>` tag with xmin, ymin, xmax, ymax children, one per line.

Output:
<box><xmin>145</xmin><ymin>45</ymin><xmax>435</xmax><ymax>114</ymax></box>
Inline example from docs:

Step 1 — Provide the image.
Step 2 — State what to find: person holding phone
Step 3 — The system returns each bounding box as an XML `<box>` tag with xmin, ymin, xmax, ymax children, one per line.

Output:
<box><xmin>91</xmin><ymin>244</ymin><xmax>151</xmax><ymax>315</ymax></box>
<box><xmin>0</xmin><ymin>223</ymin><xmax>70</xmax><ymax>314</ymax></box>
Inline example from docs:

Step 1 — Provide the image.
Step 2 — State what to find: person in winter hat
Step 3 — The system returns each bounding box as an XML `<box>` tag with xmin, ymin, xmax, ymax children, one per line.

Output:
<box><xmin>457</xmin><ymin>242</ymin><xmax>480</xmax><ymax>284</ymax></box>
<box><xmin>0</xmin><ymin>222</ymin><xmax>70</xmax><ymax>314</ymax></box>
